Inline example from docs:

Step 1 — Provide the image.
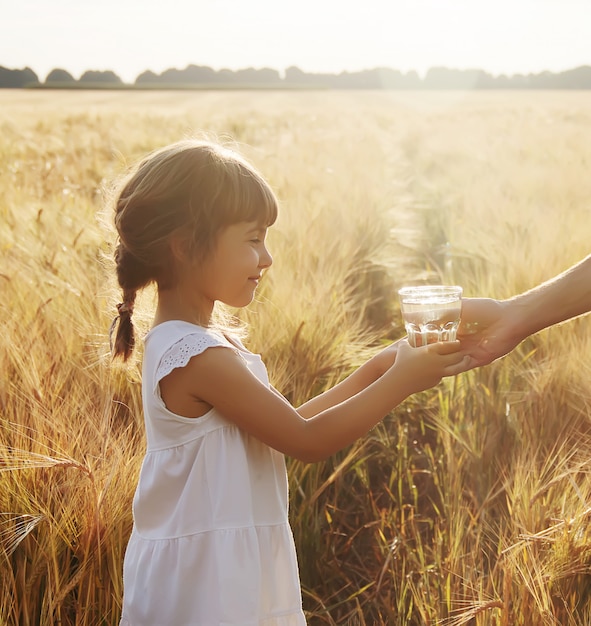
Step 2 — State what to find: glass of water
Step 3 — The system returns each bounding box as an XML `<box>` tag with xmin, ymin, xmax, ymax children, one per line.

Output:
<box><xmin>398</xmin><ymin>285</ymin><xmax>463</xmax><ymax>347</ymax></box>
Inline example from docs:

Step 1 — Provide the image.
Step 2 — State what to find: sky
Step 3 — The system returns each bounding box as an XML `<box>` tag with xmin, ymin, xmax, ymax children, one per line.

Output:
<box><xmin>2</xmin><ymin>0</ymin><xmax>590</xmax><ymax>83</ymax></box>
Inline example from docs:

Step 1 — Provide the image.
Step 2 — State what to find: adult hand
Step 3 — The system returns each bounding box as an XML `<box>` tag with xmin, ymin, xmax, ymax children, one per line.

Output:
<box><xmin>457</xmin><ymin>298</ymin><xmax>526</xmax><ymax>369</ymax></box>
<box><xmin>457</xmin><ymin>254</ymin><xmax>591</xmax><ymax>371</ymax></box>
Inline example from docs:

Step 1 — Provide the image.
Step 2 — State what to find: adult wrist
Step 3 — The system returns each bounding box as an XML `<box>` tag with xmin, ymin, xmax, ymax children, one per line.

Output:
<box><xmin>503</xmin><ymin>295</ymin><xmax>547</xmax><ymax>342</ymax></box>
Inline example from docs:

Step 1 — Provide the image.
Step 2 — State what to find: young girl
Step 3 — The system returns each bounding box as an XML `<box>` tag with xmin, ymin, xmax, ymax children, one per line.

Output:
<box><xmin>111</xmin><ymin>139</ymin><xmax>468</xmax><ymax>625</ymax></box>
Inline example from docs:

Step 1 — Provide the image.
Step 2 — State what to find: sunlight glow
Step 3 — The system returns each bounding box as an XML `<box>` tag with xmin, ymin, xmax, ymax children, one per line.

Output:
<box><xmin>1</xmin><ymin>0</ymin><xmax>589</xmax><ymax>82</ymax></box>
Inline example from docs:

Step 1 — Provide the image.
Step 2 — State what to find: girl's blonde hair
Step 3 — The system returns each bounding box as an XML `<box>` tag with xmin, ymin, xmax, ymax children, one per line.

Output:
<box><xmin>111</xmin><ymin>139</ymin><xmax>278</xmax><ymax>360</ymax></box>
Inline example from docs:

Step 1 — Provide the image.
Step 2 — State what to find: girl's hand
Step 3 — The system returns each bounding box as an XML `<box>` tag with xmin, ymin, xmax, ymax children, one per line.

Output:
<box><xmin>393</xmin><ymin>338</ymin><xmax>469</xmax><ymax>394</ymax></box>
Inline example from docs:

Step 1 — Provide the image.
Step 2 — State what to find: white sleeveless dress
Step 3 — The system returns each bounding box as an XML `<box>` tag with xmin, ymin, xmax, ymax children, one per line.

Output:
<box><xmin>119</xmin><ymin>320</ymin><xmax>306</xmax><ymax>626</ymax></box>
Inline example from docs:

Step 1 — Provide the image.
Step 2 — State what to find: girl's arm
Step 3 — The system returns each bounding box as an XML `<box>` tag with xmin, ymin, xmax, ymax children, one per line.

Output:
<box><xmin>162</xmin><ymin>339</ymin><xmax>468</xmax><ymax>463</ymax></box>
<box><xmin>296</xmin><ymin>340</ymin><xmax>402</xmax><ymax>418</ymax></box>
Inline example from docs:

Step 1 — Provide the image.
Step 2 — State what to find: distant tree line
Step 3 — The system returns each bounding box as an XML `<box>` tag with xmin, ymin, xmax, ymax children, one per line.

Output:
<box><xmin>2</xmin><ymin>63</ymin><xmax>591</xmax><ymax>89</ymax></box>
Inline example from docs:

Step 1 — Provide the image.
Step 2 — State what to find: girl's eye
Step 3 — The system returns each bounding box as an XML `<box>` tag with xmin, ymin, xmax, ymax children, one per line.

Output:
<box><xmin>251</xmin><ymin>238</ymin><xmax>261</xmax><ymax>244</ymax></box>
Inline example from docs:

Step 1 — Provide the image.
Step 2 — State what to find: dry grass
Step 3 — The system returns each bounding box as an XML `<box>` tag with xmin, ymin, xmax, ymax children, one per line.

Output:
<box><xmin>1</xmin><ymin>89</ymin><xmax>590</xmax><ymax>625</ymax></box>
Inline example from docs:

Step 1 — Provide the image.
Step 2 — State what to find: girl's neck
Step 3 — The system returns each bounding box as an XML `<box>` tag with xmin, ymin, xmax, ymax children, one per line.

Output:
<box><xmin>153</xmin><ymin>287</ymin><xmax>213</xmax><ymax>329</ymax></box>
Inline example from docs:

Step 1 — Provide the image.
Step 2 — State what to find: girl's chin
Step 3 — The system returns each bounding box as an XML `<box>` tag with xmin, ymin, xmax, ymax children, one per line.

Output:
<box><xmin>224</xmin><ymin>294</ymin><xmax>256</xmax><ymax>308</ymax></box>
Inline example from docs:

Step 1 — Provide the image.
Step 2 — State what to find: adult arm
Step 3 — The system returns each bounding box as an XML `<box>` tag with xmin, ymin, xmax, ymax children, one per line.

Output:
<box><xmin>458</xmin><ymin>254</ymin><xmax>591</xmax><ymax>368</ymax></box>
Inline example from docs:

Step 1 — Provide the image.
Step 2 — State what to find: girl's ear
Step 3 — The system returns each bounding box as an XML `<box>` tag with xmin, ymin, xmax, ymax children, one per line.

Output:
<box><xmin>169</xmin><ymin>232</ymin><xmax>192</xmax><ymax>264</ymax></box>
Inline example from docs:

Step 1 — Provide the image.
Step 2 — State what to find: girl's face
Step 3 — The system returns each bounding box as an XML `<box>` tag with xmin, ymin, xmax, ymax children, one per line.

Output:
<box><xmin>194</xmin><ymin>220</ymin><xmax>273</xmax><ymax>310</ymax></box>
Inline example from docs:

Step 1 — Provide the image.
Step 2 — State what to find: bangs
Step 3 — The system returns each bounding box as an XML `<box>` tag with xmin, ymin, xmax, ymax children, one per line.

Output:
<box><xmin>239</xmin><ymin>170</ymin><xmax>278</xmax><ymax>227</ymax></box>
<box><xmin>183</xmin><ymin>142</ymin><xmax>279</xmax><ymax>259</ymax></box>
<box><xmin>219</xmin><ymin>157</ymin><xmax>279</xmax><ymax>228</ymax></box>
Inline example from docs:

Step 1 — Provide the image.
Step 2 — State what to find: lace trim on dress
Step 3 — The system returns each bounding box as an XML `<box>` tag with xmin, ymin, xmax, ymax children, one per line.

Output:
<box><xmin>155</xmin><ymin>333</ymin><xmax>229</xmax><ymax>383</ymax></box>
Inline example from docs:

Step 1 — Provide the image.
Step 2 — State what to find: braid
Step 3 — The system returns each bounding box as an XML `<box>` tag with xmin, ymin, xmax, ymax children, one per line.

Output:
<box><xmin>111</xmin><ymin>242</ymin><xmax>149</xmax><ymax>361</ymax></box>
<box><xmin>111</xmin><ymin>291</ymin><xmax>136</xmax><ymax>361</ymax></box>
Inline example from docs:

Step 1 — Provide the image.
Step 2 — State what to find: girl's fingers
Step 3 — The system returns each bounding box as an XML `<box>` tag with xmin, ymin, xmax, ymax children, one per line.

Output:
<box><xmin>428</xmin><ymin>340</ymin><xmax>462</xmax><ymax>355</ymax></box>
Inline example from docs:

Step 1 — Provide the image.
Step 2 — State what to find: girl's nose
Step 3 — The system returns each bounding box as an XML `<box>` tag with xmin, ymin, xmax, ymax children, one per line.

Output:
<box><xmin>260</xmin><ymin>245</ymin><xmax>273</xmax><ymax>269</ymax></box>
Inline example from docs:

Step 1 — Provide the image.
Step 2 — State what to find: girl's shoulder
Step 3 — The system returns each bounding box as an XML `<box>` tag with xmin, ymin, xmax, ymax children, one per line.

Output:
<box><xmin>144</xmin><ymin>320</ymin><xmax>253</xmax><ymax>384</ymax></box>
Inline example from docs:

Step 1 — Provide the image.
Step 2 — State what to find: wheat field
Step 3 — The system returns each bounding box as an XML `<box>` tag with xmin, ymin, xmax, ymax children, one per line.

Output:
<box><xmin>1</xmin><ymin>88</ymin><xmax>590</xmax><ymax>625</ymax></box>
